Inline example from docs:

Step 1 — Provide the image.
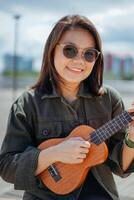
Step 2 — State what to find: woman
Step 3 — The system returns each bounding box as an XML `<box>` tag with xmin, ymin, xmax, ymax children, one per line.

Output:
<box><xmin>0</xmin><ymin>15</ymin><xmax>134</xmax><ymax>200</ymax></box>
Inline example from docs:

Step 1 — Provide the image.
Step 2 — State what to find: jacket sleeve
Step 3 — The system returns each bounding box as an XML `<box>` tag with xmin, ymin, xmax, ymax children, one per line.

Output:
<box><xmin>0</xmin><ymin>92</ymin><xmax>41</xmax><ymax>190</ymax></box>
<box><xmin>106</xmin><ymin>86</ymin><xmax>134</xmax><ymax>177</ymax></box>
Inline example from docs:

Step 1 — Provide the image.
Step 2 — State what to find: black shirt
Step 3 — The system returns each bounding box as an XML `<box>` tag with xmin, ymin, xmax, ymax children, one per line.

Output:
<box><xmin>78</xmin><ymin>171</ymin><xmax>113</xmax><ymax>199</ymax></box>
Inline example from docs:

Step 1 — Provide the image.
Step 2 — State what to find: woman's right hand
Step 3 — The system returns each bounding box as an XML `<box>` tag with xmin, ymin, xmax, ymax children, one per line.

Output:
<box><xmin>53</xmin><ymin>137</ymin><xmax>91</xmax><ymax>164</ymax></box>
<box><xmin>36</xmin><ymin>137</ymin><xmax>91</xmax><ymax>175</ymax></box>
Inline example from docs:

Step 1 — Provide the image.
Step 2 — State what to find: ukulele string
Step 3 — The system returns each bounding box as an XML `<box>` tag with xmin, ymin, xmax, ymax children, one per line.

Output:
<box><xmin>87</xmin><ymin>111</ymin><xmax>132</xmax><ymax>145</ymax></box>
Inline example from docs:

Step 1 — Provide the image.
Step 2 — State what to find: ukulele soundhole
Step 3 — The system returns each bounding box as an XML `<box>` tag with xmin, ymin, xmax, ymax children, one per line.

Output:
<box><xmin>48</xmin><ymin>164</ymin><xmax>62</xmax><ymax>182</ymax></box>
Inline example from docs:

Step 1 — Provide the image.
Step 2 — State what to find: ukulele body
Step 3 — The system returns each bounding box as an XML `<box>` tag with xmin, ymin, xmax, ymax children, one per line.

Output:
<box><xmin>38</xmin><ymin>125</ymin><xmax>108</xmax><ymax>195</ymax></box>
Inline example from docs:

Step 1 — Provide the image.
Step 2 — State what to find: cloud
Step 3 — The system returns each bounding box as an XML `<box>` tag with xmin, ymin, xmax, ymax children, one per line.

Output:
<box><xmin>0</xmin><ymin>0</ymin><xmax>134</xmax><ymax>71</ymax></box>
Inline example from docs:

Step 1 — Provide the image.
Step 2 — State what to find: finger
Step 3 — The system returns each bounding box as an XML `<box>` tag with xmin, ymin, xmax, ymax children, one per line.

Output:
<box><xmin>80</xmin><ymin>147</ymin><xmax>89</xmax><ymax>154</ymax></box>
<box><xmin>72</xmin><ymin>137</ymin><xmax>85</xmax><ymax>141</ymax></box>
<box><xmin>80</xmin><ymin>141</ymin><xmax>91</xmax><ymax>148</ymax></box>
<box><xmin>76</xmin><ymin>158</ymin><xmax>84</xmax><ymax>163</ymax></box>
<box><xmin>78</xmin><ymin>153</ymin><xmax>87</xmax><ymax>159</ymax></box>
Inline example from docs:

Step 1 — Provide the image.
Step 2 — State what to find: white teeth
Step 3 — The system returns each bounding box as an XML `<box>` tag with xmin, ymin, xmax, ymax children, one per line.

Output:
<box><xmin>68</xmin><ymin>67</ymin><xmax>83</xmax><ymax>72</ymax></box>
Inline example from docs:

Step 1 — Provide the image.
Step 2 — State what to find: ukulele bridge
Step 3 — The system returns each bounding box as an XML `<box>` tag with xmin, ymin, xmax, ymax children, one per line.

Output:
<box><xmin>48</xmin><ymin>164</ymin><xmax>62</xmax><ymax>182</ymax></box>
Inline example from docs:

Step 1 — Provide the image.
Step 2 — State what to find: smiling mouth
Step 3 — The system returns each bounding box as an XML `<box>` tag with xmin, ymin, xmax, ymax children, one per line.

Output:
<box><xmin>66</xmin><ymin>66</ymin><xmax>84</xmax><ymax>72</ymax></box>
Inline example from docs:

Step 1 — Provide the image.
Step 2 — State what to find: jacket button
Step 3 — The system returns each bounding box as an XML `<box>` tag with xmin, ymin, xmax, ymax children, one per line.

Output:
<box><xmin>42</xmin><ymin>129</ymin><xmax>49</xmax><ymax>136</ymax></box>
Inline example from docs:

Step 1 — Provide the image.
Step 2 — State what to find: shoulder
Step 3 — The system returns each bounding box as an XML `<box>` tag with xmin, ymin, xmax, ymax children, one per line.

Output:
<box><xmin>15</xmin><ymin>89</ymin><xmax>35</xmax><ymax>103</ymax></box>
<box><xmin>12</xmin><ymin>89</ymin><xmax>39</xmax><ymax>112</ymax></box>
<box><xmin>103</xmin><ymin>85</ymin><xmax>122</xmax><ymax>101</ymax></box>
<box><xmin>102</xmin><ymin>85</ymin><xmax>125</xmax><ymax>112</ymax></box>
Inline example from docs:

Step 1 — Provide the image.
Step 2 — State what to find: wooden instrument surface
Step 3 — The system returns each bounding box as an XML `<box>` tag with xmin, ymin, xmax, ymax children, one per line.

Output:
<box><xmin>38</xmin><ymin>125</ymin><xmax>108</xmax><ymax>194</ymax></box>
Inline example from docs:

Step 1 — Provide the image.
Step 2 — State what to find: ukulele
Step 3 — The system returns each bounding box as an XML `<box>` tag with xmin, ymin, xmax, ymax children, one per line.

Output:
<box><xmin>38</xmin><ymin>108</ymin><xmax>134</xmax><ymax>195</ymax></box>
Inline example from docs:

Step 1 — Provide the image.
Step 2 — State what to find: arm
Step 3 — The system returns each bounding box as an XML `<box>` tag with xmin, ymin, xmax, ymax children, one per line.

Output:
<box><xmin>0</xmin><ymin>92</ymin><xmax>40</xmax><ymax>190</ymax></box>
<box><xmin>122</xmin><ymin>121</ymin><xmax>134</xmax><ymax>171</ymax></box>
<box><xmin>106</xmin><ymin>87</ymin><xmax>134</xmax><ymax>177</ymax></box>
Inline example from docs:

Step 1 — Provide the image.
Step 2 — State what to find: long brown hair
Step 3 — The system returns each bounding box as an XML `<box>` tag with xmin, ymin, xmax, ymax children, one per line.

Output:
<box><xmin>31</xmin><ymin>15</ymin><xmax>104</xmax><ymax>95</ymax></box>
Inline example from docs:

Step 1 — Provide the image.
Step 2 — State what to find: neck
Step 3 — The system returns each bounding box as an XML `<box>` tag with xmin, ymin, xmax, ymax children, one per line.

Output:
<box><xmin>59</xmin><ymin>81</ymin><xmax>80</xmax><ymax>103</ymax></box>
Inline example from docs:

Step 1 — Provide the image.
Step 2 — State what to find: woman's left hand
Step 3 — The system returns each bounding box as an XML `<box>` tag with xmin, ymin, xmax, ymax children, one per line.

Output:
<box><xmin>128</xmin><ymin>121</ymin><xmax>134</xmax><ymax>141</ymax></box>
<box><xmin>128</xmin><ymin>102</ymin><xmax>134</xmax><ymax>141</ymax></box>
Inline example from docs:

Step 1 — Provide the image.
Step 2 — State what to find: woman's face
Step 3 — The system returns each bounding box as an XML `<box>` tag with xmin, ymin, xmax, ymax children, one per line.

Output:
<box><xmin>54</xmin><ymin>28</ymin><xmax>96</xmax><ymax>85</ymax></box>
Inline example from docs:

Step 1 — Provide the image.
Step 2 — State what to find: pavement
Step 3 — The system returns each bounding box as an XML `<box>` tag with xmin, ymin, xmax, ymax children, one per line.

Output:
<box><xmin>0</xmin><ymin>84</ymin><xmax>134</xmax><ymax>200</ymax></box>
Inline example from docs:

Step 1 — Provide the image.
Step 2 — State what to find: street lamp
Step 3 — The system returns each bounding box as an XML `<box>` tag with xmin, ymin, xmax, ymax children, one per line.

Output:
<box><xmin>12</xmin><ymin>14</ymin><xmax>21</xmax><ymax>101</ymax></box>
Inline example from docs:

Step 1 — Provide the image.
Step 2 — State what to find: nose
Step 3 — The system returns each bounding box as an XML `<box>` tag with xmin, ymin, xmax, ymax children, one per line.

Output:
<box><xmin>73</xmin><ymin>50</ymin><xmax>85</xmax><ymax>64</ymax></box>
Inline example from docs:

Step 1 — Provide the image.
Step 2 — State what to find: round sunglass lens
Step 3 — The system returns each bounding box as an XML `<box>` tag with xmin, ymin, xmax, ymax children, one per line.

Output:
<box><xmin>63</xmin><ymin>45</ymin><xmax>77</xmax><ymax>58</ymax></box>
<box><xmin>84</xmin><ymin>49</ymin><xmax>97</xmax><ymax>62</ymax></box>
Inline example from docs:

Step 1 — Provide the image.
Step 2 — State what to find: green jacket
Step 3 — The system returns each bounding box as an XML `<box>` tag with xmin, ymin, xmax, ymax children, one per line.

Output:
<box><xmin>0</xmin><ymin>83</ymin><xmax>134</xmax><ymax>200</ymax></box>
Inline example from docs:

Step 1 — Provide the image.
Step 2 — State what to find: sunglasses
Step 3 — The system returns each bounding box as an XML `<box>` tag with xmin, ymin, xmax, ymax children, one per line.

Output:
<box><xmin>57</xmin><ymin>43</ymin><xmax>100</xmax><ymax>63</ymax></box>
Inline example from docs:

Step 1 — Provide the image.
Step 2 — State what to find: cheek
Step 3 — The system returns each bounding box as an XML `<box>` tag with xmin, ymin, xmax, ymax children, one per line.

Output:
<box><xmin>86</xmin><ymin>62</ymin><xmax>95</xmax><ymax>74</ymax></box>
<box><xmin>54</xmin><ymin>52</ymin><xmax>68</xmax><ymax>73</ymax></box>
<box><xmin>54</xmin><ymin>52</ymin><xmax>63</xmax><ymax>73</ymax></box>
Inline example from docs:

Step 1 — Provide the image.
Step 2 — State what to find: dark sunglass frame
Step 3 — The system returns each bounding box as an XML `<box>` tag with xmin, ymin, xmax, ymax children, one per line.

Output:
<box><xmin>57</xmin><ymin>43</ymin><xmax>101</xmax><ymax>63</ymax></box>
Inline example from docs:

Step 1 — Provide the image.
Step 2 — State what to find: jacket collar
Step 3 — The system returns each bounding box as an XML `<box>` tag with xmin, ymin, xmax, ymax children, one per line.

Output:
<box><xmin>40</xmin><ymin>81</ymin><xmax>104</xmax><ymax>100</ymax></box>
<box><xmin>41</xmin><ymin>82</ymin><xmax>60</xmax><ymax>99</ymax></box>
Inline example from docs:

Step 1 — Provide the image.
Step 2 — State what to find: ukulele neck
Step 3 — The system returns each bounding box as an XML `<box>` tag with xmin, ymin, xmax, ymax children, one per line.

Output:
<box><xmin>89</xmin><ymin>111</ymin><xmax>132</xmax><ymax>145</ymax></box>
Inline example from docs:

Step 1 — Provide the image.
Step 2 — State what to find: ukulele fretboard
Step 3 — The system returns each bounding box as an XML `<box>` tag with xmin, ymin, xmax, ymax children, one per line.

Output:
<box><xmin>90</xmin><ymin>111</ymin><xmax>132</xmax><ymax>145</ymax></box>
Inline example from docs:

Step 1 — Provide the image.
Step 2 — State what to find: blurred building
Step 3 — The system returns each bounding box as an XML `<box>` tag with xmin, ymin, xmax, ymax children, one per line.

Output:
<box><xmin>104</xmin><ymin>53</ymin><xmax>134</xmax><ymax>80</ymax></box>
<box><xmin>123</xmin><ymin>57</ymin><xmax>134</xmax><ymax>78</ymax></box>
<box><xmin>3</xmin><ymin>54</ymin><xmax>33</xmax><ymax>72</ymax></box>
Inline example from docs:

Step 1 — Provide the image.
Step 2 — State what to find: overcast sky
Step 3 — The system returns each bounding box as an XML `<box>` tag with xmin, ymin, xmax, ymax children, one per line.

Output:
<box><xmin>0</xmin><ymin>0</ymin><xmax>134</xmax><ymax>71</ymax></box>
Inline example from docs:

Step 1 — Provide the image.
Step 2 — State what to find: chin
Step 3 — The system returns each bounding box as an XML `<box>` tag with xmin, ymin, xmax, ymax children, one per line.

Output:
<box><xmin>64</xmin><ymin>78</ymin><xmax>83</xmax><ymax>84</ymax></box>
